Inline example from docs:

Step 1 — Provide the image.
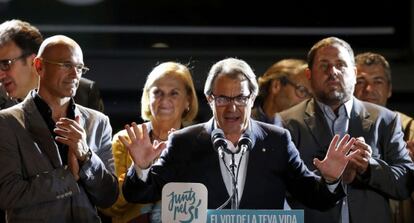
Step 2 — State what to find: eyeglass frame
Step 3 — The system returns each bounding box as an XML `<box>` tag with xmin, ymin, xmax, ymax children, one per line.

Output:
<box><xmin>40</xmin><ymin>58</ymin><xmax>90</xmax><ymax>75</ymax></box>
<box><xmin>210</xmin><ymin>93</ymin><xmax>252</xmax><ymax>107</ymax></box>
<box><xmin>0</xmin><ymin>53</ymin><xmax>31</xmax><ymax>71</ymax></box>
<box><xmin>279</xmin><ymin>76</ymin><xmax>311</xmax><ymax>99</ymax></box>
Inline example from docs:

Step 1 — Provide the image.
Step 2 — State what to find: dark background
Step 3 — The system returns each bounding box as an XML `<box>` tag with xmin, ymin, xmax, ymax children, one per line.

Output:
<box><xmin>1</xmin><ymin>0</ymin><xmax>413</xmax><ymax>132</ymax></box>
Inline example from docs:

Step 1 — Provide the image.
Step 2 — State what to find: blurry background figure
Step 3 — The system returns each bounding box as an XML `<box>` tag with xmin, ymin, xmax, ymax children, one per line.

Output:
<box><xmin>253</xmin><ymin>59</ymin><xmax>312</xmax><ymax>125</ymax></box>
<box><xmin>102</xmin><ymin>61</ymin><xmax>198</xmax><ymax>223</ymax></box>
<box><xmin>0</xmin><ymin>19</ymin><xmax>104</xmax><ymax>113</ymax></box>
<box><xmin>0</xmin><ymin>18</ymin><xmax>43</xmax><ymax>223</ymax></box>
<box><xmin>0</xmin><ymin>19</ymin><xmax>41</xmax><ymax>102</ymax></box>
<box><xmin>354</xmin><ymin>52</ymin><xmax>414</xmax><ymax>223</ymax></box>
<box><xmin>74</xmin><ymin>77</ymin><xmax>104</xmax><ymax>112</ymax></box>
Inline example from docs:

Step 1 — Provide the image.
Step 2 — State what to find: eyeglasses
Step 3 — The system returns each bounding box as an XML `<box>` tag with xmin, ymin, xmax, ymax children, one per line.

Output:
<box><xmin>279</xmin><ymin>76</ymin><xmax>311</xmax><ymax>98</ymax></box>
<box><xmin>0</xmin><ymin>53</ymin><xmax>30</xmax><ymax>71</ymax></box>
<box><xmin>41</xmin><ymin>59</ymin><xmax>89</xmax><ymax>75</ymax></box>
<box><xmin>210</xmin><ymin>94</ymin><xmax>251</xmax><ymax>107</ymax></box>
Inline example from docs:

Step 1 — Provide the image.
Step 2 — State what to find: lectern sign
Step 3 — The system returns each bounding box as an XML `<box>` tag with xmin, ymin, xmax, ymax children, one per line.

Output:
<box><xmin>207</xmin><ymin>210</ymin><xmax>304</xmax><ymax>223</ymax></box>
<box><xmin>162</xmin><ymin>182</ymin><xmax>208</xmax><ymax>223</ymax></box>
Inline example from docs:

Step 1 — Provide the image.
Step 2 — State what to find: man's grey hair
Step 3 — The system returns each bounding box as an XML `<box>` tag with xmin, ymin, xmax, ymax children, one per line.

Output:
<box><xmin>204</xmin><ymin>58</ymin><xmax>259</xmax><ymax>97</ymax></box>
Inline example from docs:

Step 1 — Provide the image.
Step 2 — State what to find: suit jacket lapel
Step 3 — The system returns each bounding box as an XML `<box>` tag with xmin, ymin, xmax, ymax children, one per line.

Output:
<box><xmin>200</xmin><ymin>119</ymin><xmax>230</xmax><ymax>206</ymax></box>
<box><xmin>23</xmin><ymin>95</ymin><xmax>62</xmax><ymax>168</ymax></box>
<box><xmin>304</xmin><ymin>99</ymin><xmax>333</xmax><ymax>151</ymax></box>
<box><xmin>239</xmin><ymin>120</ymin><xmax>266</xmax><ymax>206</ymax></box>
<box><xmin>348</xmin><ymin>98</ymin><xmax>372</xmax><ymax>139</ymax></box>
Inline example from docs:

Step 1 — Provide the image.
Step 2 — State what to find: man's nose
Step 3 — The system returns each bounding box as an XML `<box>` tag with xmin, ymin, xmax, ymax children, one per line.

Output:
<box><xmin>225</xmin><ymin>101</ymin><xmax>237</xmax><ymax>111</ymax></box>
<box><xmin>364</xmin><ymin>83</ymin><xmax>375</xmax><ymax>92</ymax></box>
<box><xmin>68</xmin><ymin>68</ymin><xmax>81</xmax><ymax>79</ymax></box>
<box><xmin>327</xmin><ymin>65</ymin><xmax>341</xmax><ymax>76</ymax></box>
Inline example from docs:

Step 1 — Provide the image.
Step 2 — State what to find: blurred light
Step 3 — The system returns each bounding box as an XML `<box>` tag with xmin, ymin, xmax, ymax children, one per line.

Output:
<box><xmin>57</xmin><ymin>0</ymin><xmax>103</xmax><ymax>6</ymax></box>
<box><xmin>151</xmin><ymin>42</ymin><xmax>169</xmax><ymax>48</ymax></box>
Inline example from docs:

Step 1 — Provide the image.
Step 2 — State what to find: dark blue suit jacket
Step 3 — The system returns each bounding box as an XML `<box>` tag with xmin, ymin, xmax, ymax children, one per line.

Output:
<box><xmin>123</xmin><ymin>119</ymin><xmax>344</xmax><ymax>210</ymax></box>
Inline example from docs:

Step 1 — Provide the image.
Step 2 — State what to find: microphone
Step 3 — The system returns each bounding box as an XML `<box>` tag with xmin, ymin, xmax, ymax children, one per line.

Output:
<box><xmin>211</xmin><ymin>128</ymin><xmax>231</xmax><ymax>156</ymax></box>
<box><xmin>237</xmin><ymin>131</ymin><xmax>253</xmax><ymax>154</ymax></box>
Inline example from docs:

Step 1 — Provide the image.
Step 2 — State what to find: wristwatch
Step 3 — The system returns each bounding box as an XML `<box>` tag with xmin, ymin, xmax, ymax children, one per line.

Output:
<box><xmin>79</xmin><ymin>149</ymin><xmax>92</xmax><ymax>166</ymax></box>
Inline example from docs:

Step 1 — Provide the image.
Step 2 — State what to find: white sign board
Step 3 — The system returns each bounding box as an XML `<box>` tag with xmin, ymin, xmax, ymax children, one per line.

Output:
<box><xmin>162</xmin><ymin>182</ymin><xmax>208</xmax><ymax>223</ymax></box>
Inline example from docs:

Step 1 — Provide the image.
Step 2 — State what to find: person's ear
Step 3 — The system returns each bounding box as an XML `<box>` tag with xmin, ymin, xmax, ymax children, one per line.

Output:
<box><xmin>26</xmin><ymin>53</ymin><xmax>36</xmax><ymax>65</ymax></box>
<box><xmin>33</xmin><ymin>57</ymin><xmax>42</xmax><ymax>75</ymax></box>
<box><xmin>305</xmin><ymin>68</ymin><xmax>312</xmax><ymax>80</ymax></box>
<box><xmin>387</xmin><ymin>83</ymin><xmax>392</xmax><ymax>99</ymax></box>
<box><xmin>250</xmin><ymin>95</ymin><xmax>256</xmax><ymax>108</ymax></box>
<box><xmin>185</xmin><ymin>96</ymin><xmax>191</xmax><ymax>112</ymax></box>
<box><xmin>270</xmin><ymin>79</ymin><xmax>281</xmax><ymax>95</ymax></box>
<box><xmin>206</xmin><ymin>95</ymin><xmax>214</xmax><ymax>108</ymax></box>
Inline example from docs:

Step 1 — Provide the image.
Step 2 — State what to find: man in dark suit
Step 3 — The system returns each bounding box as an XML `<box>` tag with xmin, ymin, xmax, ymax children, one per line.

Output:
<box><xmin>0</xmin><ymin>35</ymin><xmax>118</xmax><ymax>222</ymax></box>
<box><xmin>120</xmin><ymin>57</ymin><xmax>359</xmax><ymax>211</ymax></box>
<box><xmin>354</xmin><ymin>52</ymin><xmax>414</xmax><ymax>223</ymax></box>
<box><xmin>279</xmin><ymin>37</ymin><xmax>414</xmax><ymax>223</ymax></box>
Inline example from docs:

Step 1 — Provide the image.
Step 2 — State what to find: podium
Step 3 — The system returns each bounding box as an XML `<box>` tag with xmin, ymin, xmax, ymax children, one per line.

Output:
<box><xmin>207</xmin><ymin>210</ymin><xmax>303</xmax><ymax>223</ymax></box>
<box><xmin>161</xmin><ymin>183</ymin><xmax>304</xmax><ymax>223</ymax></box>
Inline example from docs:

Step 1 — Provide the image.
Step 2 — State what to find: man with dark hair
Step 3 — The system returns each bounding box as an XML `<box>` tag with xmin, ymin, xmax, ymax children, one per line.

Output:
<box><xmin>280</xmin><ymin>37</ymin><xmax>414</xmax><ymax>223</ymax></box>
<box><xmin>354</xmin><ymin>52</ymin><xmax>414</xmax><ymax>223</ymax></box>
<box><xmin>0</xmin><ymin>19</ymin><xmax>42</xmax><ymax>101</ymax></box>
<box><xmin>354</xmin><ymin>52</ymin><xmax>413</xmax><ymax>158</ymax></box>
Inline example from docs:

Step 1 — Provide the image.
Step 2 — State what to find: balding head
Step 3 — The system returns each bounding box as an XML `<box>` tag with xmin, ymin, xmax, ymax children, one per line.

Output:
<box><xmin>34</xmin><ymin>35</ymin><xmax>86</xmax><ymax>101</ymax></box>
<box><xmin>38</xmin><ymin>35</ymin><xmax>83</xmax><ymax>61</ymax></box>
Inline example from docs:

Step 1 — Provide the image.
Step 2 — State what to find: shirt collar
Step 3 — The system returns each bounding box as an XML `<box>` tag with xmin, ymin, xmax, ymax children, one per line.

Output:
<box><xmin>316</xmin><ymin>97</ymin><xmax>353</xmax><ymax>120</ymax></box>
<box><xmin>32</xmin><ymin>91</ymin><xmax>76</xmax><ymax>120</ymax></box>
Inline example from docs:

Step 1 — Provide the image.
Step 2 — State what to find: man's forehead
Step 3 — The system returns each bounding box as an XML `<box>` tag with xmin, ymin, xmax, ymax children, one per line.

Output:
<box><xmin>43</xmin><ymin>44</ymin><xmax>82</xmax><ymax>61</ymax></box>
<box><xmin>212</xmin><ymin>77</ymin><xmax>249</xmax><ymax>93</ymax></box>
<box><xmin>0</xmin><ymin>41</ymin><xmax>21</xmax><ymax>56</ymax></box>
<box><xmin>316</xmin><ymin>44</ymin><xmax>351</xmax><ymax>59</ymax></box>
<box><xmin>357</xmin><ymin>65</ymin><xmax>387</xmax><ymax>77</ymax></box>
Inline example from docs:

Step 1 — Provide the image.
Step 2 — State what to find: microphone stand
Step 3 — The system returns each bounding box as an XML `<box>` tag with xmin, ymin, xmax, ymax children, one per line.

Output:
<box><xmin>215</xmin><ymin>140</ymin><xmax>249</xmax><ymax>210</ymax></box>
<box><xmin>230</xmin><ymin>154</ymin><xmax>239</xmax><ymax>209</ymax></box>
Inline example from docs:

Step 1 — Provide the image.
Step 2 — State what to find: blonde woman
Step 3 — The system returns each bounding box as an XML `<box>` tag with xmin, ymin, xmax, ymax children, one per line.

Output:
<box><xmin>102</xmin><ymin>62</ymin><xmax>198</xmax><ymax>223</ymax></box>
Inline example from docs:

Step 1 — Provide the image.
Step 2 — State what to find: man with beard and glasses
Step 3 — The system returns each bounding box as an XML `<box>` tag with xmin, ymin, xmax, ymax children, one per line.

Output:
<box><xmin>279</xmin><ymin>37</ymin><xmax>414</xmax><ymax>223</ymax></box>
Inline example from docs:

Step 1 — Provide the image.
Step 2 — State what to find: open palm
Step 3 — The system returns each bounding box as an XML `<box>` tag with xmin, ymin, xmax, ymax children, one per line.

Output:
<box><xmin>314</xmin><ymin>134</ymin><xmax>358</xmax><ymax>182</ymax></box>
<box><xmin>119</xmin><ymin>122</ymin><xmax>166</xmax><ymax>169</ymax></box>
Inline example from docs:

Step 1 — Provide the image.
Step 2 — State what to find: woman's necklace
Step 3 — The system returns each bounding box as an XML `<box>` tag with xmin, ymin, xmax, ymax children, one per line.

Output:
<box><xmin>151</xmin><ymin>131</ymin><xmax>168</xmax><ymax>142</ymax></box>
